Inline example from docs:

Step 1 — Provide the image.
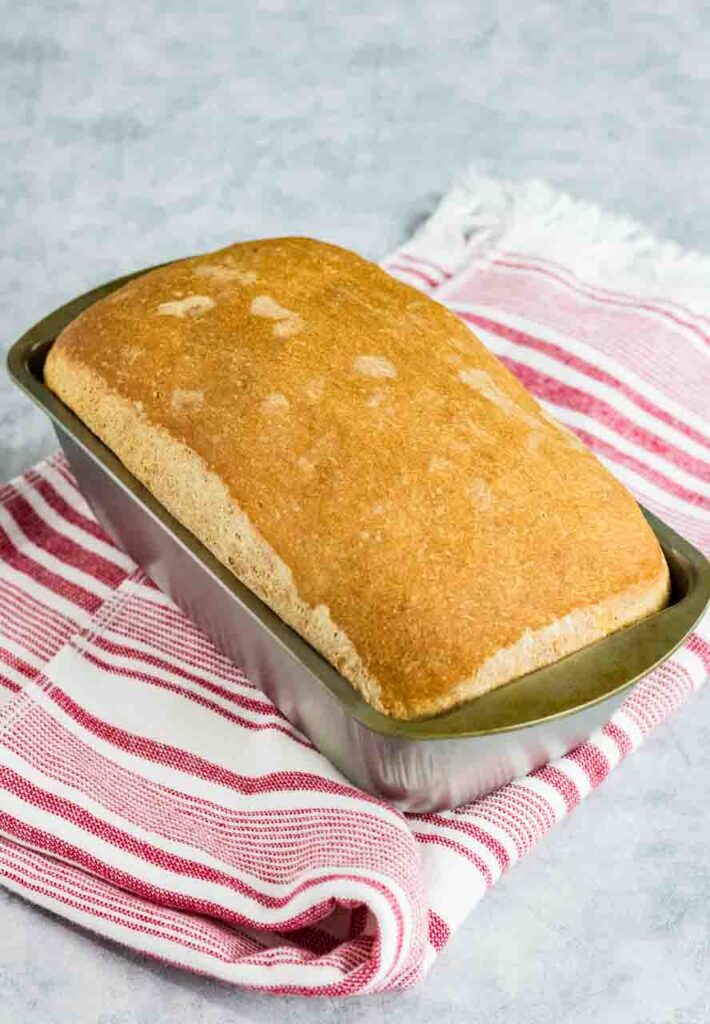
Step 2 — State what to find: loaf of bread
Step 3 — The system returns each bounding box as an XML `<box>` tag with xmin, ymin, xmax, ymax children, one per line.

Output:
<box><xmin>45</xmin><ymin>237</ymin><xmax>670</xmax><ymax>719</ymax></box>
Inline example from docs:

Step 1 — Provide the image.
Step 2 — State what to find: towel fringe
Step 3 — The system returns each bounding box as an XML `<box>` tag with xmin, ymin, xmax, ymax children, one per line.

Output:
<box><xmin>406</xmin><ymin>168</ymin><xmax>710</xmax><ymax>318</ymax></box>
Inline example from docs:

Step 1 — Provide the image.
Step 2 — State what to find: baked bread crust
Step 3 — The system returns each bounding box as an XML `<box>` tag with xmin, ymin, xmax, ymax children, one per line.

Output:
<box><xmin>45</xmin><ymin>237</ymin><xmax>670</xmax><ymax>719</ymax></box>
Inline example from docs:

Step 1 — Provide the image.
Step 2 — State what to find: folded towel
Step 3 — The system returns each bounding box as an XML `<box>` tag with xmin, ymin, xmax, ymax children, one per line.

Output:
<box><xmin>1</xmin><ymin>171</ymin><xmax>708</xmax><ymax>996</ymax></box>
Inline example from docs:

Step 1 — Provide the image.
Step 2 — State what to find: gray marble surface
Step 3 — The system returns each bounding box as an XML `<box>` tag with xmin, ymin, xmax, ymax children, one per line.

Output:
<box><xmin>0</xmin><ymin>1</ymin><xmax>708</xmax><ymax>1021</ymax></box>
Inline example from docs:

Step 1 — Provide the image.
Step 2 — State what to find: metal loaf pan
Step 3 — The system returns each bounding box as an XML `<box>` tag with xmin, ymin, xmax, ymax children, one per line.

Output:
<box><xmin>8</xmin><ymin>270</ymin><xmax>710</xmax><ymax>812</ymax></box>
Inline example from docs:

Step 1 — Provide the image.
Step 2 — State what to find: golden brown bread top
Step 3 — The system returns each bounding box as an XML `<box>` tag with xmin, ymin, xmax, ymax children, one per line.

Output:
<box><xmin>45</xmin><ymin>237</ymin><xmax>669</xmax><ymax>718</ymax></box>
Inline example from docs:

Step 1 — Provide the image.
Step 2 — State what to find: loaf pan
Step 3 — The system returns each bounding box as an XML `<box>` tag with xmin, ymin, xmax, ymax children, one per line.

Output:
<box><xmin>8</xmin><ymin>269</ymin><xmax>710</xmax><ymax>812</ymax></box>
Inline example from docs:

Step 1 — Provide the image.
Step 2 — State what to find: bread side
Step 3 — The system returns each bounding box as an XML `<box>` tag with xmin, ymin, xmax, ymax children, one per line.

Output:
<box><xmin>45</xmin><ymin>352</ymin><xmax>386</xmax><ymax>711</ymax></box>
<box><xmin>44</xmin><ymin>237</ymin><xmax>670</xmax><ymax>719</ymax></box>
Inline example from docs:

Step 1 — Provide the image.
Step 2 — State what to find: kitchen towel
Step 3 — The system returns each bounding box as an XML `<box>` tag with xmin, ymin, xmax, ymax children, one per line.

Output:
<box><xmin>0</xmin><ymin>170</ymin><xmax>708</xmax><ymax>996</ymax></box>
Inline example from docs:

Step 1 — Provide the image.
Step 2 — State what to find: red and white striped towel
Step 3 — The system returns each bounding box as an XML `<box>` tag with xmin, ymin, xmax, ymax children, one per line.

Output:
<box><xmin>0</xmin><ymin>171</ymin><xmax>708</xmax><ymax>996</ymax></box>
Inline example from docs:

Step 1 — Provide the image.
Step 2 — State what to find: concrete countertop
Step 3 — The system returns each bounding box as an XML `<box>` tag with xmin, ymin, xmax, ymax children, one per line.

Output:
<box><xmin>1</xmin><ymin>2</ymin><xmax>708</xmax><ymax>1021</ymax></box>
